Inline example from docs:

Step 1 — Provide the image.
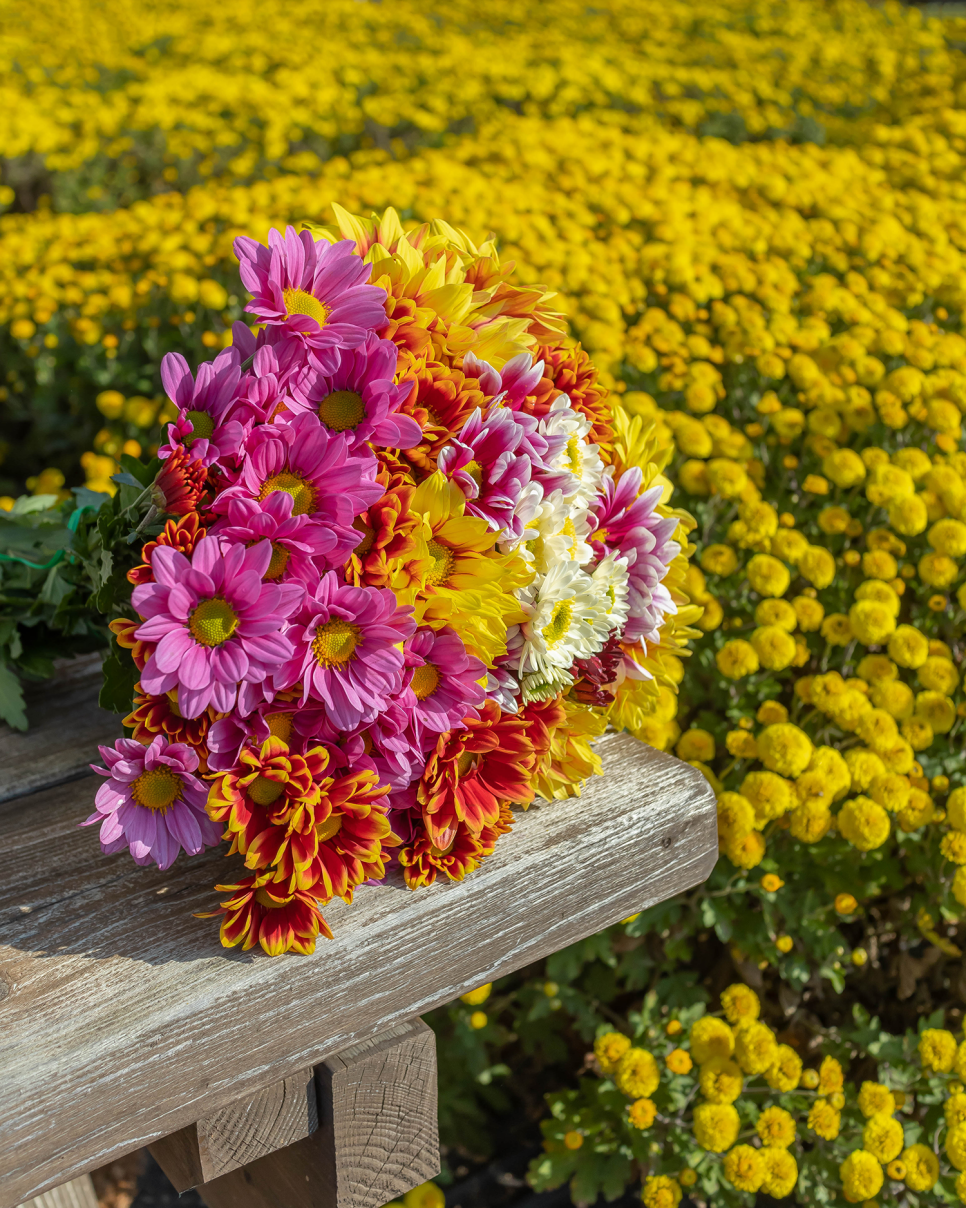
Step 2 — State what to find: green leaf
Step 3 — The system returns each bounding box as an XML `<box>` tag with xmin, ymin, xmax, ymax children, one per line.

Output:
<box><xmin>99</xmin><ymin>646</ymin><xmax>138</xmax><ymax>715</ymax></box>
<box><xmin>0</xmin><ymin>662</ymin><xmax>28</xmax><ymax>730</ymax></box>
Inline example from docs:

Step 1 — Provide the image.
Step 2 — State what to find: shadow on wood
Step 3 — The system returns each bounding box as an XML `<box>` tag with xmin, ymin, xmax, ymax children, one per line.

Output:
<box><xmin>15</xmin><ymin>1176</ymin><xmax>98</xmax><ymax>1208</ymax></box>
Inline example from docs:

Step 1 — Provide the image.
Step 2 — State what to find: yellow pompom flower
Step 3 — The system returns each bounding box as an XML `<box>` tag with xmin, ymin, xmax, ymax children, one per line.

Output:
<box><xmin>950</xmin><ymin>1125</ymin><xmax>966</xmax><ymax>1171</ymax></box>
<box><xmin>717</xmin><ymin>793</ymin><xmax>756</xmax><ymax>844</ymax></box>
<box><xmin>920</xmin><ymin>1028</ymin><xmax>958</xmax><ymax>1073</ymax></box>
<box><xmin>869</xmin><ymin>773</ymin><xmax>911</xmax><ymax>812</ymax></box>
<box><xmin>666</xmin><ymin>1048</ymin><xmax>692</xmax><ymax>1075</ymax></box>
<box><xmin>789</xmin><ymin>798</ymin><xmax>832</xmax><ymax>843</ymax></box>
<box><xmin>699</xmin><ymin>1057</ymin><xmax>743</xmax><ymax>1104</ymax></box>
<box><xmin>755</xmin><ymin>598</ymin><xmax>797</xmax><ymax>631</ymax></box>
<box><xmin>726</xmin><ymin>730</ymin><xmax>759</xmax><ymax>759</ymax></box>
<box><xmin>855</xmin><ymin>578</ymin><xmax>900</xmax><ymax>614</ymax></box>
<box><xmin>918</xmin><ymin>656</ymin><xmax>960</xmax><ymax>695</ymax></box>
<box><xmin>751</xmin><ymin>625</ymin><xmax>797</xmax><ymax>670</ymax></box>
<box><xmin>724</xmin><ymin>830</ymin><xmax>766</xmax><ymax>869</ymax></box>
<box><xmin>761</xmin><ymin>874</ymin><xmax>784</xmax><ymax>893</ymax></box>
<box><xmin>941</xmin><ymin>832</ymin><xmax>966</xmax><ymax>864</ymax></box>
<box><xmin>689</xmin><ymin>1016</ymin><xmax>735</xmax><ymax>1065</ymax></box>
<box><xmin>888</xmin><ymin>625</ymin><xmax>930</xmax><ymax>668</ymax></box>
<box><xmin>807</xmin><ymin>1098</ymin><xmax>841</xmax><ymax>1140</ymax></box>
<box><xmin>746</xmin><ymin>553</ymin><xmax>790</xmax><ymax>598</ymax></box>
<box><xmin>693</xmin><ymin>1103</ymin><xmax>740</xmax><ymax>1153</ymax></box>
<box><xmin>950</xmin><ymin>1091</ymin><xmax>966</xmax><ymax>1126</ymax></box>
<box><xmin>627</xmin><ymin>1098</ymin><xmax>657</xmax><ymax>1130</ymax></box>
<box><xmin>757</xmin><ymin>723</ymin><xmax>813</xmax><ymax>777</ymax></box>
<box><xmin>799</xmin><ymin>545</ymin><xmax>836</xmax><ymax>588</ymax></box>
<box><xmin>734</xmin><ymin>1021</ymin><xmax>779</xmax><ymax>1075</ymax></box>
<box><xmin>562</xmin><ymin>1131</ymin><xmax>583</xmax><ymax>1150</ymax></box>
<box><xmin>820</xmin><ymin>613</ymin><xmax>852</xmax><ymax>645</ymax></box>
<box><xmin>837</xmin><ymin>797</ymin><xmax>890</xmax><ymax>851</ymax></box>
<box><xmin>862</xmin><ymin>1112</ymin><xmax>904</xmax><ymax>1162</ymax></box>
<box><xmin>929</xmin><ymin>518</ymin><xmax>966</xmax><ymax>558</ymax></box>
<box><xmin>915</xmin><ymin>691</ymin><xmax>957</xmax><ymax>734</ymax></box>
<box><xmin>957</xmin><ymin>1170</ymin><xmax>966</xmax><ymax>1204</ymax></box>
<box><xmin>404</xmin><ymin>1183</ymin><xmax>445</xmax><ymax>1208</ymax></box>
<box><xmin>840</xmin><ymin>1150</ymin><xmax>883</xmax><ymax>1200</ymax></box>
<box><xmin>765</xmin><ymin>1045</ymin><xmax>803</xmax><ymax>1092</ymax></box>
<box><xmin>723</xmin><ymin>1145</ymin><xmax>765</xmax><ymax>1193</ymax></box>
<box><xmin>594</xmin><ymin>1031</ymin><xmax>631</xmax><ymax>1075</ymax></box>
<box><xmin>716</xmin><ymin>640</ymin><xmax>760</xmax><ymax>679</ymax></box>
<box><xmin>720</xmin><ymin>983</ymin><xmax>760</xmax><ymax>1025</ymax></box>
<box><xmin>835</xmin><ymin>892</ymin><xmax>859</xmax><ymax>914</ymax></box>
<box><xmin>641</xmin><ymin>1176</ymin><xmax>681</xmax><ymax>1208</ymax></box>
<box><xmin>818</xmin><ymin>506</ymin><xmax>850</xmax><ymax>535</ymax></box>
<box><xmin>760</xmin><ymin>1148</ymin><xmax>798</xmax><ymax>1199</ymax></box>
<box><xmin>949</xmin><ymin>788</ymin><xmax>966</xmax><ymax>831</ymax></box>
<box><xmin>855</xmin><ymin>708</ymin><xmax>899</xmax><ymax>754</ymax></box>
<box><xmin>858</xmin><ymin>1082</ymin><xmax>895</xmax><ymax>1118</ymax></box>
<box><xmin>857</xmin><ymin>654</ymin><xmax>898</xmax><ymax>682</ymax></box>
<box><xmin>701</xmin><ymin>544</ymin><xmax>739</xmax><ymax>576</ymax></box>
<box><xmin>920</xmin><ymin>552</ymin><xmax>959</xmax><ymax>589</ymax></box>
<box><xmin>757</xmin><ymin>1106</ymin><xmax>796</xmax><ymax>1149</ymax></box>
<box><xmin>757</xmin><ymin>700</ymin><xmax>789</xmax><ymax>724</ymax></box>
<box><xmin>792</xmin><ymin>595</ymin><xmax>825</xmax><ymax>631</ymax></box>
<box><xmin>903</xmin><ymin>1143</ymin><xmax>940</xmax><ymax>1190</ymax></box>
<box><xmin>823</xmin><ymin>448</ymin><xmax>866</xmax><ymax>487</ymax></box>
<box><xmin>615</xmin><ymin>1047</ymin><xmax>660</xmax><ymax>1098</ymax></box>
<box><xmin>461</xmin><ymin>983</ymin><xmax>492</xmax><ymax>1006</ymax></box>
<box><xmin>889</xmin><ymin>493</ymin><xmax>928</xmax><ymax>536</ymax></box>
<box><xmin>818</xmin><ymin>1055</ymin><xmax>844</xmax><ymax>1094</ymax></box>
<box><xmin>862</xmin><ymin>549</ymin><xmax>898</xmax><ymax>581</ymax></box>
<box><xmin>849</xmin><ymin>600</ymin><xmax>897</xmax><ymax>645</ymax></box>
<box><xmin>676</xmin><ymin>728</ymin><xmax>715</xmax><ymax>762</ymax></box>
<box><xmin>870</xmin><ymin>678</ymin><xmax>914</xmax><ymax>719</ymax></box>
<box><xmin>771</xmin><ymin>529</ymin><xmax>809</xmax><ymax>564</ymax></box>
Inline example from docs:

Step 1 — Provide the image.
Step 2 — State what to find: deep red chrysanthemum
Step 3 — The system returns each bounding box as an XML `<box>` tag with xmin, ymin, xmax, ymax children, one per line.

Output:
<box><xmin>417</xmin><ymin>700</ymin><xmax>535</xmax><ymax>848</ymax></box>
<box><xmin>570</xmin><ymin>634</ymin><xmax>625</xmax><ymax>706</ymax></box>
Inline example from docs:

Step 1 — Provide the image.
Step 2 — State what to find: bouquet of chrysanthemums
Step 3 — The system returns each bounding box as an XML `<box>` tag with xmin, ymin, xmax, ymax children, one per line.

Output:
<box><xmin>83</xmin><ymin>207</ymin><xmax>697</xmax><ymax>955</ymax></box>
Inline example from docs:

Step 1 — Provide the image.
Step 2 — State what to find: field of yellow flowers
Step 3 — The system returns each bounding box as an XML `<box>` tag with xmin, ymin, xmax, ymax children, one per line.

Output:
<box><xmin>2</xmin><ymin>0</ymin><xmax>966</xmax><ymax>1204</ymax></box>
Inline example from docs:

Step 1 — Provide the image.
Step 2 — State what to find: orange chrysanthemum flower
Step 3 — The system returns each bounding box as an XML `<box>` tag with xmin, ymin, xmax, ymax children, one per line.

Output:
<box><xmin>128</xmin><ymin>513</ymin><xmax>207</xmax><ymax>586</ymax></box>
<box><xmin>399</xmin><ymin>817</ymin><xmax>485</xmax><ymax>888</ymax></box>
<box><xmin>343</xmin><ymin>484</ymin><xmax>426</xmax><ymax>590</ymax></box>
<box><xmin>201</xmin><ymin>872</ymin><xmax>332</xmax><ymax>956</ymax></box>
<box><xmin>521</xmin><ymin>694</ymin><xmax>568</xmax><ymax>780</ymax></box>
<box><xmin>379</xmin><ymin>294</ymin><xmax>436</xmax><ymax>364</ymax></box>
<box><xmin>307</xmin><ymin>766</ymin><xmax>399</xmax><ymax>903</ymax></box>
<box><xmin>524</xmin><ymin>344</ymin><xmax>615</xmax><ymax>462</ymax></box>
<box><xmin>418</xmin><ymin>700</ymin><xmax>536</xmax><ymax>847</ymax></box>
<box><xmin>397</xmin><ymin>358</ymin><xmax>489</xmax><ymax>474</ymax></box>
<box><xmin>123</xmin><ymin>684</ymin><xmax>213</xmax><ymax>764</ymax></box>
<box><xmin>108</xmin><ymin>616</ymin><xmax>152</xmax><ymax>671</ymax></box>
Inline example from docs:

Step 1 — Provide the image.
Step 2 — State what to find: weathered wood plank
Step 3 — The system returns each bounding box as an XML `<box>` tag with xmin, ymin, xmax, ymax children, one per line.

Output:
<box><xmin>0</xmin><ymin>728</ymin><xmax>716</xmax><ymax>1206</ymax></box>
<box><xmin>149</xmin><ymin>1067</ymin><xmax>318</xmax><ymax>1190</ymax></box>
<box><xmin>16</xmin><ymin>1175</ymin><xmax>99</xmax><ymax>1208</ymax></box>
<box><xmin>0</xmin><ymin>655</ymin><xmax>120</xmax><ymax>804</ymax></box>
<box><xmin>197</xmin><ymin>1021</ymin><xmax>438</xmax><ymax>1208</ymax></box>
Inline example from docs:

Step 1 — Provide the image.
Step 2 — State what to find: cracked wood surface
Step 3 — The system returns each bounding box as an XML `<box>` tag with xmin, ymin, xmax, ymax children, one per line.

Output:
<box><xmin>0</xmin><ymin>670</ymin><xmax>716</xmax><ymax>1206</ymax></box>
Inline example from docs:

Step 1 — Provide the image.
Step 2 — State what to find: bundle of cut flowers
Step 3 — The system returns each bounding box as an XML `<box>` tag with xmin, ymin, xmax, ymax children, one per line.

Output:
<box><xmin>75</xmin><ymin>207</ymin><xmax>699</xmax><ymax>955</ymax></box>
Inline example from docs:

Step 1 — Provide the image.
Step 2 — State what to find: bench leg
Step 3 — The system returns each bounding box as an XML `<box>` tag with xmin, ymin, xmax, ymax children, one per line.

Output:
<box><xmin>196</xmin><ymin>1019</ymin><xmax>439</xmax><ymax>1208</ymax></box>
<box><xmin>16</xmin><ymin>1175</ymin><xmax>98</xmax><ymax>1208</ymax></box>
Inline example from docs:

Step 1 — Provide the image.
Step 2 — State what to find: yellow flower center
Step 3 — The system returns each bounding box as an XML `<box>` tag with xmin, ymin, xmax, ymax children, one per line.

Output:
<box><xmin>352</xmin><ymin>517</ymin><xmax>375</xmax><ymax>556</ymax></box>
<box><xmin>542</xmin><ymin>598</ymin><xmax>574</xmax><ymax>647</ymax></box>
<box><xmin>425</xmin><ymin>539</ymin><xmax>455</xmax><ymax>587</ymax></box>
<box><xmin>130</xmin><ymin>766</ymin><xmax>182</xmax><ymax>812</ymax></box>
<box><xmin>258</xmin><ymin>470</ymin><xmax>317</xmax><ymax>516</ymax></box>
<box><xmin>189</xmin><ymin>597</ymin><xmax>239</xmax><ymax>647</ymax></box>
<box><xmin>248</xmin><ymin>774</ymin><xmax>285</xmax><ymax>806</ymax></box>
<box><xmin>266</xmin><ymin>712</ymin><xmax>294</xmax><ymax>743</ymax></box>
<box><xmin>561</xmin><ymin>516</ymin><xmax>577</xmax><ymax>556</ymax></box>
<box><xmin>312</xmin><ymin>618</ymin><xmax>360</xmax><ymax>667</ymax></box>
<box><xmin>317</xmin><ymin>814</ymin><xmax>343</xmax><ymax>842</ymax></box>
<box><xmin>184</xmin><ymin>409</ymin><xmax>214</xmax><ymax>443</ymax></box>
<box><xmin>411</xmin><ymin>661</ymin><xmax>441</xmax><ymax>700</ymax></box>
<box><xmin>565</xmin><ymin>435</ymin><xmax>584</xmax><ymax>476</ymax></box>
<box><xmin>318</xmin><ymin>389</ymin><xmax>366</xmax><ymax>432</ymax></box>
<box><xmin>283</xmin><ymin>287</ymin><xmax>329</xmax><ymax>329</ymax></box>
<box><xmin>266</xmin><ymin>542</ymin><xmax>290</xmax><ymax>580</ymax></box>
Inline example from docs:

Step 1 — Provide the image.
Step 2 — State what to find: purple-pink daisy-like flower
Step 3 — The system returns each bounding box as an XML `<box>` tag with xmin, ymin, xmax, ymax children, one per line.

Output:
<box><xmin>159</xmin><ymin>347</ymin><xmax>248</xmax><ymax>468</ymax></box>
<box><xmin>401</xmin><ymin>626</ymin><xmax>486</xmax><ymax>744</ymax></box>
<box><xmin>275</xmin><ymin>571</ymin><xmax>415</xmax><ymax>730</ymax></box>
<box><xmin>206</xmin><ymin>703</ymin><xmax>305</xmax><ymax>773</ymax></box>
<box><xmin>287</xmin><ymin>332</ymin><xmax>421</xmax><ymax>451</ymax></box>
<box><xmin>438</xmin><ymin>407</ymin><xmax>535</xmax><ymax>541</ymax></box>
<box><xmin>234</xmin><ymin>226</ymin><xmax>387</xmax><ymax>351</ymax></box>
<box><xmin>211</xmin><ymin>493</ymin><xmax>339</xmax><ymax>585</ymax></box>
<box><xmin>463</xmin><ymin>350</ymin><xmax>545</xmax><ymax>410</ymax></box>
<box><xmin>591</xmin><ymin>469</ymin><xmax>680</xmax><ymax>645</ymax></box>
<box><xmin>82</xmin><ymin>735</ymin><xmax>221</xmax><ymax>870</ymax></box>
<box><xmin>133</xmin><ymin>536</ymin><xmax>301</xmax><ymax>719</ymax></box>
<box><xmin>213</xmin><ymin>411</ymin><xmax>382</xmax><ymax>540</ymax></box>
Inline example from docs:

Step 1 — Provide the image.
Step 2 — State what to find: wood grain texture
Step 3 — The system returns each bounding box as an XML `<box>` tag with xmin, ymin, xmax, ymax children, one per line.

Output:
<box><xmin>149</xmin><ymin>1068</ymin><xmax>318</xmax><ymax>1189</ymax></box>
<box><xmin>197</xmin><ymin>1021</ymin><xmax>437</xmax><ymax>1208</ymax></box>
<box><xmin>16</xmin><ymin>1175</ymin><xmax>99</xmax><ymax>1208</ymax></box>
<box><xmin>0</xmin><ymin>655</ymin><xmax>120</xmax><ymax>804</ymax></box>
<box><xmin>0</xmin><ymin>719</ymin><xmax>715</xmax><ymax>1205</ymax></box>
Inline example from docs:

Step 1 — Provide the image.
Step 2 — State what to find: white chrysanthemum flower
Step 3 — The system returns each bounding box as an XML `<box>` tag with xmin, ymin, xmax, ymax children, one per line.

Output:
<box><xmin>592</xmin><ymin>552</ymin><xmax>631</xmax><ymax>633</ymax></box>
<box><xmin>516</xmin><ymin>489</ymin><xmax>594</xmax><ymax>573</ymax></box>
<box><xmin>516</xmin><ymin>561</ymin><xmax>608</xmax><ymax>676</ymax></box>
<box><xmin>539</xmin><ymin>398</ymin><xmax>603</xmax><ymax>505</ymax></box>
<box><xmin>499</xmin><ymin>479</ymin><xmax>545</xmax><ymax>553</ymax></box>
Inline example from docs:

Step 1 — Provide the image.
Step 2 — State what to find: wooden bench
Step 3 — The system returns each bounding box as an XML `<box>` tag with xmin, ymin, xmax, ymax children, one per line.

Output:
<box><xmin>0</xmin><ymin>658</ymin><xmax>717</xmax><ymax>1208</ymax></box>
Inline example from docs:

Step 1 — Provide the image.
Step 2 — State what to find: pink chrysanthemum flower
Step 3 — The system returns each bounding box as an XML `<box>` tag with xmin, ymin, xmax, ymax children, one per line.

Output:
<box><xmin>276</xmin><ymin>571</ymin><xmax>416</xmax><ymax>730</ymax></box>
<box><xmin>463</xmin><ymin>350</ymin><xmax>545</xmax><ymax>409</ymax></box>
<box><xmin>159</xmin><ymin>348</ymin><xmax>248</xmax><ymax>467</ymax></box>
<box><xmin>83</xmin><ymin>735</ymin><xmax>221</xmax><ymax>870</ymax></box>
<box><xmin>402</xmin><ymin>626</ymin><xmax>486</xmax><ymax>743</ymax></box>
<box><xmin>287</xmin><ymin>332</ymin><xmax>421</xmax><ymax>451</ymax></box>
<box><xmin>214</xmin><ymin>411</ymin><xmax>382</xmax><ymax>538</ymax></box>
<box><xmin>438</xmin><ymin>407</ymin><xmax>535</xmax><ymax>541</ymax></box>
<box><xmin>133</xmin><ymin>536</ymin><xmax>301</xmax><ymax>719</ymax></box>
<box><xmin>211</xmin><ymin>493</ymin><xmax>340</xmax><ymax>584</ymax></box>
<box><xmin>234</xmin><ymin>227</ymin><xmax>387</xmax><ymax>350</ymax></box>
<box><xmin>591</xmin><ymin>469</ymin><xmax>680</xmax><ymax>645</ymax></box>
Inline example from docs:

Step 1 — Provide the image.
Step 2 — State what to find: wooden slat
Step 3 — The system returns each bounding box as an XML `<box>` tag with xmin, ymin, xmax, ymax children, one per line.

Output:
<box><xmin>16</xmin><ymin>1176</ymin><xmax>99</xmax><ymax>1208</ymax></box>
<box><xmin>0</xmin><ymin>655</ymin><xmax>120</xmax><ymax>804</ymax></box>
<box><xmin>0</xmin><ymin>725</ymin><xmax>715</xmax><ymax>1206</ymax></box>
<box><xmin>197</xmin><ymin>1021</ymin><xmax>438</xmax><ymax>1208</ymax></box>
<box><xmin>149</xmin><ymin>1067</ymin><xmax>318</xmax><ymax>1189</ymax></box>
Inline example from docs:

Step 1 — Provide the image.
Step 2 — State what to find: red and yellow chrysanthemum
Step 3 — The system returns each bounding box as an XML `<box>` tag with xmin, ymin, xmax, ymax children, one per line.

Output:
<box><xmin>399</xmin><ymin>818</ymin><xmax>485</xmax><ymax>889</ymax></box>
<box><xmin>418</xmin><ymin>700</ymin><xmax>535</xmax><ymax>847</ymax></box>
<box><xmin>128</xmin><ymin>513</ymin><xmax>207</xmax><ymax>586</ymax></box>
<box><xmin>343</xmin><ymin>483</ymin><xmax>429</xmax><ymax>591</ymax></box>
<box><xmin>108</xmin><ymin>616</ymin><xmax>152</xmax><ymax>671</ymax></box>
<box><xmin>397</xmin><ymin>357</ymin><xmax>489</xmax><ymax>475</ymax></box>
<box><xmin>308</xmin><ymin>767</ymin><xmax>399</xmax><ymax>903</ymax></box>
<box><xmin>201</xmin><ymin>872</ymin><xmax>332</xmax><ymax>956</ymax></box>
